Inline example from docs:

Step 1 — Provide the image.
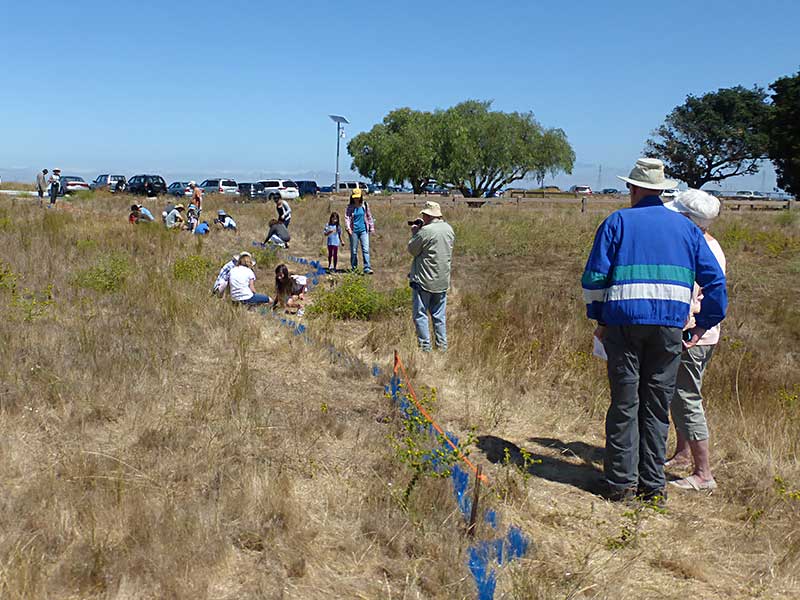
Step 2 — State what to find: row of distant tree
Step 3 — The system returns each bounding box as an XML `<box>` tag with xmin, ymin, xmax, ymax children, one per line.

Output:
<box><xmin>347</xmin><ymin>70</ymin><xmax>799</xmax><ymax>198</ymax></box>
<box><xmin>646</xmin><ymin>69</ymin><xmax>800</xmax><ymax>196</ymax></box>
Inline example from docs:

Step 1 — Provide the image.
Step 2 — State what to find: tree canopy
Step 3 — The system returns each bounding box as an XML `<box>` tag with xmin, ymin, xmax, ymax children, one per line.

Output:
<box><xmin>767</xmin><ymin>70</ymin><xmax>800</xmax><ymax>197</ymax></box>
<box><xmin>348</xmin><ymin>101</ymin><xmax>574</xmax><ymax>196</ymax></box>
<box><xmin>644</xmin><ymin>86</ymin><xmax>771</xmax><ymax>189</ymax></box>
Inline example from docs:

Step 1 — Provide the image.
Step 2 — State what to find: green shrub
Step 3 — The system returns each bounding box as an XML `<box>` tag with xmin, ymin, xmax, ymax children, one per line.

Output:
<box><xmin>73</xmin><ymin>254</ymin><xmax>131</xmax><ymax>293</ymax></box>
<box><xmin>173</xmin><ymin>255</ymin><xmax>215</xmax><ymax>283</ymax></box>
<box><xmin>308</xmin><ymin>273</ymin><xmax>410</xmax><ymax>320</ymax></box>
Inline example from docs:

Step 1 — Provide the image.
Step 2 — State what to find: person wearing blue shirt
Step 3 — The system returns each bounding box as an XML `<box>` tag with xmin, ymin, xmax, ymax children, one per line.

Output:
<box><xmin>582</xmin><ymin>158</ymin><xmax>727</xmax><ymax>506</ymax></box>
<box><xmin>132</xmin><ymin>204</ymin><xmax>155</xmax><ymax>222</ymax></box>
<box><xmin>344</xmin><ymin>189</ymin><xmax>375</xmax><ymax>274</ymax></box>
<box><xmin>194</xmin><ymin>221</ymin><xmax>210</xmax><ymax>235</ymax></box>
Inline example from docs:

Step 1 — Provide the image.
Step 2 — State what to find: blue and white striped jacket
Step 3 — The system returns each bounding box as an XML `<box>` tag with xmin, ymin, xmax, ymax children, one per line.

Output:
<box><xmin>582</xmin><ymin>196</ymin><xmax>727</xmax><ymax>330</ymax></box>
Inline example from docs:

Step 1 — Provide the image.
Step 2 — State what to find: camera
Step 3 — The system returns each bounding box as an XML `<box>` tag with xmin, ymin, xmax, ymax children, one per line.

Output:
<box><xmin>407</xmin><ymin>218</ymin><xmax>423</xmax><ymax>227</ymax></box>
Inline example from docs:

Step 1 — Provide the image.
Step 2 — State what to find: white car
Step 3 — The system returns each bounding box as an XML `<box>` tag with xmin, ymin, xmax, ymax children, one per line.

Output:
<box><xmin>662</xmin><ymin>189</ymin><xmax>678</xmax><ymax>198</ymax></box>
<box><xmin>569</xmin><ymin>185</ymin><xmax>593</xmax><ymax>195</ymax></box>
<box><xmin>258</xmin><ymin>179</ymin><xmax>300</xmax><ymax>200</ymax></box>
<box><xmin>735</xmin><ymin>190</ymin><xmax>766</xmax><ymax>199</ymax></box>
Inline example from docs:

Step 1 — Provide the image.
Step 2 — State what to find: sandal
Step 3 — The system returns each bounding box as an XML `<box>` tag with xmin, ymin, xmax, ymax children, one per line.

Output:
<box><xmin>664</xmin><ymin>457</ymin><xmax>692</xmax><ymax>469</ymax></box>
<box><xmin>669</xmin><ymin>475</ymin><xmax>717</xmax><ymax>491</ymax></box>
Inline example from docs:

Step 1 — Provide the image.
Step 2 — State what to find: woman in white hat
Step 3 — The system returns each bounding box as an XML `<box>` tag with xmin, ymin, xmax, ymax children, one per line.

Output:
<box><xmin>664</xmin><ymin>189</ymin><xmax>725</xmax><ymax>491</ymax></box>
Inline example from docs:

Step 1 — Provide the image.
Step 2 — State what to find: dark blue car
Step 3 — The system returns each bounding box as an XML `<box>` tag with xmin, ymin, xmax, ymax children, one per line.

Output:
<box><xmin>295</xmin><ymin>180</ymin><xmax>318</xmax><ymax>196</ymax></box>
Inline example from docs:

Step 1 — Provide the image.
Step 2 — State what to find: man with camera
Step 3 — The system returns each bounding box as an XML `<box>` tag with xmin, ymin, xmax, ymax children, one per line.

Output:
<box><xmin>408</xmin><ymin>201</ymin><xmax>455</xmax><ymax>352</ymax></box>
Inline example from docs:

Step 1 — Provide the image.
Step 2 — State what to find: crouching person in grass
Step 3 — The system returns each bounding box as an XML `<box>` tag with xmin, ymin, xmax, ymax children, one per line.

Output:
<box><xmin>663</xmin><ymin>190</ymin><xmax>726</xmax><ymax>492</ymax></box>
<box><xmin>214</xmin><ymin>209</ymin><xmax>237</xmax><ymax>231</ymax></box>
<box><xmin>228</xmin><ymin>254</ymin><xmax>271</xmax><ymax>306</ymax></box>
<box><xmin>582</xmin><ymin>158</ymin><xmax>727</xmax><ymax>506</ymax></box>
<box><xmin>212</xmin><ymin>254</ymin><xmax>241</xmax><ymax>297</ymax></box>
<box><xmin>134</xmin><ymin>203</ymin><xmax>155</xmax><ymax>222</ymax></box>
<box><xmin>272</xmin><ymin>263</ymin><xmax>307</xmax><ymax>315</ymax></box>
<box><xmin>264</xmin><ymin>219</ymin><xmax>291</xmax><ymax>248</ymax></box>
<box><xmin>407</xmin><ymin>201</ymin><xmax>455</xmax><ymax>352</ymax></box>
<box><xmin>164</xmin><ymin>204</ymin><xmax>185</xmax><ymax>229</ymax></box>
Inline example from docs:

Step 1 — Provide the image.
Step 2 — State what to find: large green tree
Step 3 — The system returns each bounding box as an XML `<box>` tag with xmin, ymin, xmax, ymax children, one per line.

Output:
<box><xmin>348</xmin><ymin>108</ymin><xmax>436</xmax><ymax>194</ymax></box>
<box><xmin>767</xmin><ymin>70</ymin><xmax>800</xmax><ymax>197</ymax></box>
<box><xmin>348</xmin><ymin>101</ymin><xmax>574</xmax><ymax>197</ymax></box>
<box><xmin>645</xmin><ymin>86</ymin><xmax>771</xmax><ymax>189</ymax></box>
<box><xmin>434</xmin><ymin>101</ymin><xmax>574</xmax><ymax>197</ymax></box>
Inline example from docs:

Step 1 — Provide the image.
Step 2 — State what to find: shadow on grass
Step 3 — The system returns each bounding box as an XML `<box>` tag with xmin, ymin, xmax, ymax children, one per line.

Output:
<box><xmin>527</xmin><ymin>437</ymin><xmax>605</xmax><ymax>464</ymax></box>
<box><xmin>476</xmin><ymin>435</ymin><xmax>604</xmax><ymax>494</ymax></box>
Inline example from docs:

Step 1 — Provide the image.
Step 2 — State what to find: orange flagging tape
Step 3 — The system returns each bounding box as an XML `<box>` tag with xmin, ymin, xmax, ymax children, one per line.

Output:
<box><xmin>393</xmin><ymin>351</ymin><xmax>489</xmax><ymax>485</ymax></box>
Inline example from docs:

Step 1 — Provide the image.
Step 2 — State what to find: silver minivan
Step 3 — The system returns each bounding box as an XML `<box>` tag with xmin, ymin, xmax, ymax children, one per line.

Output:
<box><xmin>199</xmin><ymin>178</ymin><xmax>239</xmax><ymax>195</ymax></box>
<box><xmin>336</xmin><ymin>181</ymin><xmax>369</xmax><ymax>194</ymax></box>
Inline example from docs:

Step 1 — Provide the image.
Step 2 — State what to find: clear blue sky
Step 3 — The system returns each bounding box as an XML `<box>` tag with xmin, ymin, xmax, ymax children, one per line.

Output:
<box><xmin>2</xmin><ymin>0</ymin><xmax>798</xmax><ymax>190</ymax></box>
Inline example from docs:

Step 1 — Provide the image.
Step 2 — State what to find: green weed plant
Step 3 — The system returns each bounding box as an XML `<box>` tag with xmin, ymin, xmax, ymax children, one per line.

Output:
<box><xmin>173</xmin><ymin>254</ymin><xmax>215</xmax><ymax>283</ymax></box>
<box><xmin>308</xmin><ymin>273</ymin><xmax>410</xmax><ymax>320</ymax></box>
<box><xmin>73</xmin><ymin>254</ymin><xmax>131</xmax><ymax>293</ymax></box>
<box><xmin>389</xmin><ymin>385</ymin><xmax>474</xmax><ymax>508</ymax></box>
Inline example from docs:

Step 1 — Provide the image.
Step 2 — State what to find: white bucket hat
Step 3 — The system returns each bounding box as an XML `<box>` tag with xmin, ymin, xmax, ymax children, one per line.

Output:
<box><xmin>420</xmin><ymin>201</ymin><xmax>442</xmax><ymax>218</ymax></box>
<box><xmin>617</xmin><ymin>158</ymin><xmax>678</xmax><ymax>191</ymax></box>
<box><xmin>664</xmin><ymin>189</ymin><xmax>720</xmax><ymax>229</ymax></box>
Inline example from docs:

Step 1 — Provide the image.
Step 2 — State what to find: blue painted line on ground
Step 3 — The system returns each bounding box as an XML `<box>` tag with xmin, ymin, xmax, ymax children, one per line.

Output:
<box><xmin>252</xmin><ymin>244</ymin><xmax>530</xmax><ymax>599</ymax></box>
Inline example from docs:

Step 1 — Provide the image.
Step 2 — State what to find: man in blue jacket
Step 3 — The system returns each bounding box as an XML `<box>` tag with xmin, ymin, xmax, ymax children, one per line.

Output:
<box><xmin>582</xmin><ymin>158</ymin><xmax>727</xmax><ymax>505</ymax></box>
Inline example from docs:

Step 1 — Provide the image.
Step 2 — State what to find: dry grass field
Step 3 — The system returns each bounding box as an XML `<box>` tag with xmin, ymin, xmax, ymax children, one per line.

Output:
<box><xmin>0</xmin><ymin>189</ymin><xmax>799</xmax><ymax>599</ymax></box>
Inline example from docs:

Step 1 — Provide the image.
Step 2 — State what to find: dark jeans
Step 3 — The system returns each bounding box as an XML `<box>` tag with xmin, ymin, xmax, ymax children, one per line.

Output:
<box><xmin>240</xmin><ymin>293</ymin><xmax>271</xmax><ymax>306</ymax></box>
<box><xmin>49</xmin><ymin>183</ymin><xmax>59</xmax><ymax>205</ymax></box>
<box><xmin>603</xmin><ymin>325</ymin><xmax>682</xmax><ymax>493</ymax></box>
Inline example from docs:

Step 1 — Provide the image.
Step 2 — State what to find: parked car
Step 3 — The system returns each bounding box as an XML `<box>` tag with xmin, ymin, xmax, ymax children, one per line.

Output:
<box><xmin>59</xmin><ymin>176</ymin><xmax>91</xmax><ymax>195</ymax></box>
<box><xmin>318</xmin><ymin>185</ymin><xmax>334</xmax><ymax>193</ymax></box>
<box><xmin>295</xmin><ymin>180</ymin><xmax>318</xmax><ymax>196</ymax></box>
<box><xmin>199</xmin><ymin>178</ymin><xmax>238</xmax><ymax>195</ymax></box>
<box><xmin>601</xmin><ymin>188</ymin><xmax>621</xmax><ymax>194</ymax></box>
<box><xmin>238</xmin><ymin>182</ymin><xmax>268</xmax><ymax>200</ymax></box>
<box><xmin>705</xmin><ymin>189</ymin><xmax>724</xmax><ymax>198</ymax></box>
<box><xmin>258</xmin><ymin>179</ymin><xmax>300</xmax><ymax>200</ymax></box>
<box><xmin>127</xmin><ymin>175</ymin><xmax>168</xmax><ymax>196</ymax></box>
<box><xmin>422</xmin><ymin>183</ymin><xmax>450</xmax><ymax>195</ymax></box>
<box><xmin>662</xmin><ymin>189</ymin><xmax>678</xmax><ymax>198</ymax></box>
<box><xmin>167</xmin><ymin>181</ymin><xmax>192</xmax><ymax>197</ymax></box>
<box><xmin>335</xmin><ymin>181</ymin><xmax>369</xmax><ymax>194</ymax></box>
<box><xmin>569</xmin><ymin>185</ymin><xmax>593</xmax><ymax>195</ymax></box>
<box><xmin>734</xmin><ymin>190</ymin><xmax>766</xmax><ymax>199</ymax></box>
<box><xmin>90</xmin><ymin>174</ymin><xmax>127</xmax><ymax>192</ymax></box>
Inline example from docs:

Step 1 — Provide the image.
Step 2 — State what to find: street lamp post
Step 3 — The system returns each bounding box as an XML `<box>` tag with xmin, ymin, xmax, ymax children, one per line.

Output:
<box><xmin>329</xmin><ymin>114</ymin><xmax>349</xmax><ymax>193</ymax></box>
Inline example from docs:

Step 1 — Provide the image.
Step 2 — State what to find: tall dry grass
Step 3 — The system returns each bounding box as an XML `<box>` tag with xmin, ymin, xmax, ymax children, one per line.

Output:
<box><xmin>1</xmin><ymin>190</ymin><xmax>798</xmax><ymax>598</ymax></box>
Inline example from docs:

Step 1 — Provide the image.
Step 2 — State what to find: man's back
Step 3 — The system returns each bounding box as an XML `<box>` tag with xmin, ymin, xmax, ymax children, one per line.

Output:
<box><xmin>583</xmin><ymin>198</ymin><xmax>726</xmax><ymax>329</ymax></box>
<box><xmin>408</xmin><ymin>220</ymin><xmax>455</xmax><ymax>293</ymax></box>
